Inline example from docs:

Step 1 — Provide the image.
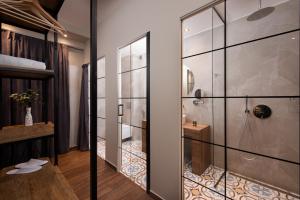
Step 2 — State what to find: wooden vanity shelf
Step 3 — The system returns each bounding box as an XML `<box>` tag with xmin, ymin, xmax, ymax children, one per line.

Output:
<box><xmin>0</xmin><ymin>159</ymin><xmax>78</xmax><ymax>200</ymax></box>
<box><xmin>183</xmin><ymin>123</ymin><xmax>211</xmax><ymax>176</ymax></box>
<box><xmin>0</xmin><ymin>122</ymin><xmax>54</xmax><ymax>145</ymax></box>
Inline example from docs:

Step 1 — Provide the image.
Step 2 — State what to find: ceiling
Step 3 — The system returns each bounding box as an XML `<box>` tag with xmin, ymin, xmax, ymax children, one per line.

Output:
<box><xmin>39</xmin><ymin>0</ymin><xmax>65</xmax><ymax>17</ymax></box>
<box><xmin>58</xmin><ymin>0</ymin><xmax>90</xmax><ymax>38</ymax></box>
<box><xmin>182</xmin><ymin>0</ymin><xmax>289</xmax><ymax>39</ymax></box>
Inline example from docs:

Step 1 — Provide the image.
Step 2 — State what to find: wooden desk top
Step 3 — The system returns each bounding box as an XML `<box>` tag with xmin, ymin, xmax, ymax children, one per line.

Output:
<box><xmin>0</xmin><ymin>122</ymin><xmax>54</xmax><ymax>145</ymax></box>
<box><xmin>0</xmin><ymin>160</ymin><xmax>78</xmax><ymax>200</ymax></box>
<box><xmin>183</xmin><ymin>123</ymin><xmax>210</xmax><ymax>140</ymax></box>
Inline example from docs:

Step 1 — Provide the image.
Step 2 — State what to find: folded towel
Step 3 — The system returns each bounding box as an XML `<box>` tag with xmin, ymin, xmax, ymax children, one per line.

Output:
<box><xmin>0</xmin><ymin>54</ymin><xmax>46</xmax><ymax>70</ymax></box>
<box><xmin>15</xmin><ymin>159</ymin><xmax>48</xmax><ymax>168</ymax></box>
<box><xmin>6</xmin><ymin>166</ymin><xmax>42</xmax><ymax>175</ymax></box>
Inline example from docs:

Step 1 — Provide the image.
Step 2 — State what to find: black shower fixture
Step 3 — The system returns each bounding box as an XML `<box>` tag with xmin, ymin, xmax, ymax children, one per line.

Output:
<box><xmin>253</xmin><ymin>105</ymin><xmax>272</xmax><ymax>119</ymax></box>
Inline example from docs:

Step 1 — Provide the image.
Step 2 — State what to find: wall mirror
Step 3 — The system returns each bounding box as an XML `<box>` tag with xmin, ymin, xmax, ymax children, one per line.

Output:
<box><xmin>183</xmin><ymin>65</ymin><xmax>195</xmax><ymax>95</ymax></box>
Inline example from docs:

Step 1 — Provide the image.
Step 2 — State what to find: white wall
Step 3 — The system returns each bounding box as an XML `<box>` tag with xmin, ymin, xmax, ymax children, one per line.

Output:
<box><xmin>69</xmin><ymin>50</ymin><xmax>84</xmax><ymax>147</ymax></box>
<box><xmin>97</xmin><ymin>0</ymin><xmax>213</xmax><ymax>199</ymax></box>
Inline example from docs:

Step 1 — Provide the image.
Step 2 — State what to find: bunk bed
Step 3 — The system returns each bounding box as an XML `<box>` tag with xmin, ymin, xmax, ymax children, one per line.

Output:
<box><xmin>0</xmin><ymin>0</ymin><xmax>78</xmax><ymax>199</ymax></box>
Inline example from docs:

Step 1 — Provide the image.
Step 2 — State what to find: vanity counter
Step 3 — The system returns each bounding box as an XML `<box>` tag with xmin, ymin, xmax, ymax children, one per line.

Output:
<box><xmin>183</xmin><ymin>123</ymin><xmax>211</xmax><ymax>176</ymax></box>
<box><xmin>183</xmin><ymin>123</ymin><xmax>209</xmax><ymax>140</ymax></box>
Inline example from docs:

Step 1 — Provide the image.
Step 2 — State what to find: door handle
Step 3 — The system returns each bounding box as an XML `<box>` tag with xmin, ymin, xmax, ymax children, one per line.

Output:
<box><xmin>118</xmin><ymin>104</ymin><xmax>124</xmax><ymax>116</ymax></box>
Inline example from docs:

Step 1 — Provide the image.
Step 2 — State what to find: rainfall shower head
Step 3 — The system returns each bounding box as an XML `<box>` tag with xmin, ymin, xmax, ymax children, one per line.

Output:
<box><xmin>247</xmin><ymin>0</ymin><xmax>275</xmax><ymax>21</ymax></box>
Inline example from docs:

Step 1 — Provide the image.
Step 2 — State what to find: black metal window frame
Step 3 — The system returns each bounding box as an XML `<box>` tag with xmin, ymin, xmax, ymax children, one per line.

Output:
<box><xmin>117</xmin><ymin>32</ymin><xmax>151</xmax><ymax>192</ymax></box>
<box><xmin>180</xmin><ymin>0</ymin><xmax>300</xmax><ymax>199</ymax></box>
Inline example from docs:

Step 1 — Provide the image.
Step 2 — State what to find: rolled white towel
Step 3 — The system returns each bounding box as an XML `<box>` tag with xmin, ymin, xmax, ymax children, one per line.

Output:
<box><xmin>0</xmin><ymin>54</ymin><xmax>46</xmax><ymax>70</ymax></box>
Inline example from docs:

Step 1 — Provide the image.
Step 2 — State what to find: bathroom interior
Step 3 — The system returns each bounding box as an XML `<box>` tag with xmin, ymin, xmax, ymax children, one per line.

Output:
<box><xmin>181</xmin><ymin>0</ymin><xmax>299</xmax><ymax>199</ymax></box>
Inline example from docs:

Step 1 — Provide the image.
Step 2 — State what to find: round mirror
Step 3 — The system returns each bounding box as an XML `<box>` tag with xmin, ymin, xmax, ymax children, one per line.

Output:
<box><xmin>183</xmin><ymin>65</ymin><xmax>195</xmax><ymax>95</ymax></box>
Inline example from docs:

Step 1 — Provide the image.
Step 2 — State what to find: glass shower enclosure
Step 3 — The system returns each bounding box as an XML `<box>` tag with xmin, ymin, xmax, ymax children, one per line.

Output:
<box><xmin>181</xmin><ymin>0</ymin><xmax>299</xmax><ymax>199</ymax></box>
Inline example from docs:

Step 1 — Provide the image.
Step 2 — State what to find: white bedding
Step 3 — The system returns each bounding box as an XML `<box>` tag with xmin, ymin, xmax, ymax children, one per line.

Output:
<box><xmin>0</xmin><ymin>54</ymin><xmax>46</xmax><ymax>70</ymax></box>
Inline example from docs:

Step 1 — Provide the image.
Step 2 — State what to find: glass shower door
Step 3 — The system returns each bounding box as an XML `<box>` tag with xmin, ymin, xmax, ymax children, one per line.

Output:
<box><xmin>118</xmin><ymin>34</ymin><xmax>149</xmax><ymax>191</ymax></box>
<box><xmin>181</xmin><ymin>0</ymin><xmax>299</xmax><ymax>199</ymax></box>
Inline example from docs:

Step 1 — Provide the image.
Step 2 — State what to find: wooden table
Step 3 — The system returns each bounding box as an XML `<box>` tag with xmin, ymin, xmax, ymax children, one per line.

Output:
<box><xmin>183</xmin><ymin>123</ymin><xmax>211</xmax><ymax>176</ymax></box>
<box><xmin>0</xmin><ymin>159</ymin><xmax>78</xmax><ymax>200</ymax></box>
<box><xmin>0</xmin><ymin>122</ymin><xmax>54</xmax><ymax>145</ymax></box>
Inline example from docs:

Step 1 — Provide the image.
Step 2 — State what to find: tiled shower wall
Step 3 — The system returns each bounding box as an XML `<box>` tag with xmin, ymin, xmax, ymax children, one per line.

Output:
<box><xmin>182</xmin><ymin>0</ymin><xmax>299</xmax><ymax>193</ymax></box>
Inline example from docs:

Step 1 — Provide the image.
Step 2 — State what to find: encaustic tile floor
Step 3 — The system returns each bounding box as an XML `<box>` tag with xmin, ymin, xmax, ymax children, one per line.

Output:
<box><xmin>121</xmin><ymin>140</ymin><xmax>147</xmax><ymax>190</ymax></box>
<box><xmin>184</xmin><ymin>164</ymin><xmax>300</xmax><ymax>200</ymax></box>
<box><xmin>97</xmin><ymin>139</ymin><xmax>298</xmax><ymax>199</ymax></box>
<box><xmin>97</xmin><ymin>138</ymin><xmax>147</xmax><ymax>190</ymax></box>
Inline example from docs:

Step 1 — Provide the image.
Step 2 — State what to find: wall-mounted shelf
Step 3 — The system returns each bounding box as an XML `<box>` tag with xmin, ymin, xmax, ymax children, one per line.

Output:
<box><xmin>0</xmin><ymin>66</ymin><xmax>54</xmax><ymax>80</ymax></box>
<box><xmin>0</xmin><ymin>122</ymin><xmax>54</xmax><ymax>145</ymax></box>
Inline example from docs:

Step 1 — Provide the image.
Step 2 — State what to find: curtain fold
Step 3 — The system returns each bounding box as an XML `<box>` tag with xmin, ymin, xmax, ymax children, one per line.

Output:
<box><xmin>0</xmin><ymin>30</ymin><xmax>70</xmax><ymax>167</ymax></box>
<box><xmin>77</xmin><ymin>64</ymin><xmax>89</xmax><ymax>151</ymax></box>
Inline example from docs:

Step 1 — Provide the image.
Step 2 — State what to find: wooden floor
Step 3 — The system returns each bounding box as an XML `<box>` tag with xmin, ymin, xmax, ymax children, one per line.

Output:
<box><xmin>59</xmin><ymin>150</ymin><xmax>154</xmax><ymax>200</ymax></box>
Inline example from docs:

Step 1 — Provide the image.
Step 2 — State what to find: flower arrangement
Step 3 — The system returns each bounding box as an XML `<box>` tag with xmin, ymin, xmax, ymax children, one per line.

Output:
<box><xmin>10</xmin><ymin>89</ymin><xmax>39</xmax><ymax>107</ymax></box>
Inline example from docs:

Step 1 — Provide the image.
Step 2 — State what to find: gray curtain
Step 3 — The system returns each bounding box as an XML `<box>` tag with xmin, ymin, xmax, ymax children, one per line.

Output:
<box><xmin>78</xmin><ymin>64</ymin><xmax>89</xmax><ymax>151</ymax></box>
<box><xmin>0</xmin><ymin>30</ymin><xmax>70</xmax><ymax>167</ymax></box>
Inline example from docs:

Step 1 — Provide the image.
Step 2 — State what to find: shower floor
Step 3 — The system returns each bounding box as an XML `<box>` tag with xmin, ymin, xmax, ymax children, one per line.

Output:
<box><xmin>184</xmin><ymin>165</ymin><xmax>300</xmax><ymax>200</ymax></box>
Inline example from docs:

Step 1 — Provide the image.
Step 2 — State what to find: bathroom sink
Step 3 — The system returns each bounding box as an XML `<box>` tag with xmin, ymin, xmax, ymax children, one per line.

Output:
<box><xmin>183</xmin><ymin>123</ymin><xmax>210</xmax><ymax>140</ymax></box>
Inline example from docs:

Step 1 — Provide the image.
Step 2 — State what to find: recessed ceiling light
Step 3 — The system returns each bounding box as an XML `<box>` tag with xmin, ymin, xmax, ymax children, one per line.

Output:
<box><xmin>291</xmin><ymin>37</ymin><xmax>296</xmax><ymax>40</ymax></box>
<box><xmin>63</xmin><ymin>34</ymin><xmax>68</xmax><ymax>38</ymax></box>
<box><xmin>184</xmin><ymin>28</ymin><xmax>191</xmax><ymax>32</ymax></box>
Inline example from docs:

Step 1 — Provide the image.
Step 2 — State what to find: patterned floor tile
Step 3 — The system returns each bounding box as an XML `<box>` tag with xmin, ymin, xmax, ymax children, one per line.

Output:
<box><xmin>184</xmin><ymin>164</ymin><xmax>300</xmax><ymax>200</ymax></box>
<box><xmin>121</xmin><ymin>141</ymin><xmax>147</xmax><ymax>190</ymax></box>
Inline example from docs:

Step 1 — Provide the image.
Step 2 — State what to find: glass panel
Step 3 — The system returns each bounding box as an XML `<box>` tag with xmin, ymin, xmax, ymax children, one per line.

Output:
<box><xmin>131</xmin><ymin>37</ymin><xmax>147</xmax><ymax>70</ymax></box>
<box><xmin>182</xmin><ymin>8</ymin><xmax>213</xmax><ymax>57</ymax></box>
<box><xmin>183</xmin><ymin>54</ymin><xmax>212</xmax><ymax>98</ymax></box>
<box><xmin>121</xmin><ymin>124</ymin><xmax>132</xmax><ymax>152</ymax></box>
<box><xmin>184</xmin><ymin>177</ymin><xmax>225</xmax><ymax>199</ymax></box>
<box><xmin>227</xmin><ymin>31</ymin><xmax>299</xmax><ymax>97</ymax></box>
<box><xmin>121</xmin><ymin>72</ymin><xmax>131</xmax><ymax>98</ymax></box>
<box><xmin>97</xmin><ymin>58</ymin><xmax>105</xmax><ymax>78</ymax></box>
<box><xmin>226</xmin><ymin>0</ymin><xmax>300</xmax><ymax>46</ymax></box>
<box><xmin>131</xmin><ymin>99</ymin><xmax>146</xmax><ymax>128</ymax></box>
<box><xmin>130</xmin><ymin>153</ymin><xmax>147</xmax><ymax>190</ymax></box>
<box><xmin>183</xmin><ymin>137</ymin><xmax>226</xmax><ymax>197</ymax></box>
<box><xmin>119</xmin><ymin>36</ymin><xmax>148</xmax><ymax>191</ymax></box>
<box><xmin>119</xmin><ymin>45</ymin><xmax>131</xmax><ymax>73</ymax></box>
<box><xmin>131</xmin><ymin>68</ymin><xmax>146</xmax><ymax>98</ymax></box>
<box><xmin>97</xmin><ymin>98</ymin><xmax>105</xmax><ymax>118</ymax></box>
<box><xmin>227</xmin><ymin>149</ymin><xmax>300</xmax><ymax>199</ymax></box>
<box><xmin>121</xmin><ymin>148</ymin><xmax>132</xmax><ymax>179</ymax></box>
<box><xmin>97</xmin><ymin>118</ymin><xmax>105</xmax><ymax>138</ymax></box>
<box><xmin>213</xmin><ymin>4</ymin><xmax>225</xmax><ymax>50</ymax></box>
<box><xmin>182</xmin><ymin>52</ymin><xmax>225</xmax><ymax>98</ymax></box>
<box><xmin>97</xmin><ymin>78</ymin><xmax>105</xmax><ymax>98</ymax></box>
<box><xmin>227</xmin><ymin>97</ymin><xmax>300</xmax><ymax>163</ymax></box>
<box><xmin>212</xmin><ymin>50</ymin><xmax>225</xmax><ymax>97</ymax></box>
<box><xmin>121</xmin><ymin>99</ymin><xmax>131</xmax><ymax>125</ymax></box>
<box><xmin>182</xmin><ymin>98</ymin><xmax>224</xmax><ymax>146</ymax></box>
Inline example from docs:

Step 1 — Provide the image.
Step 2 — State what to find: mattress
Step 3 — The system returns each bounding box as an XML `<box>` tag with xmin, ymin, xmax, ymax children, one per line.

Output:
<box><xmin>0</xmin><ymin>54</ymin><xmax>46</xmax><ymax>70</ymax></box>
